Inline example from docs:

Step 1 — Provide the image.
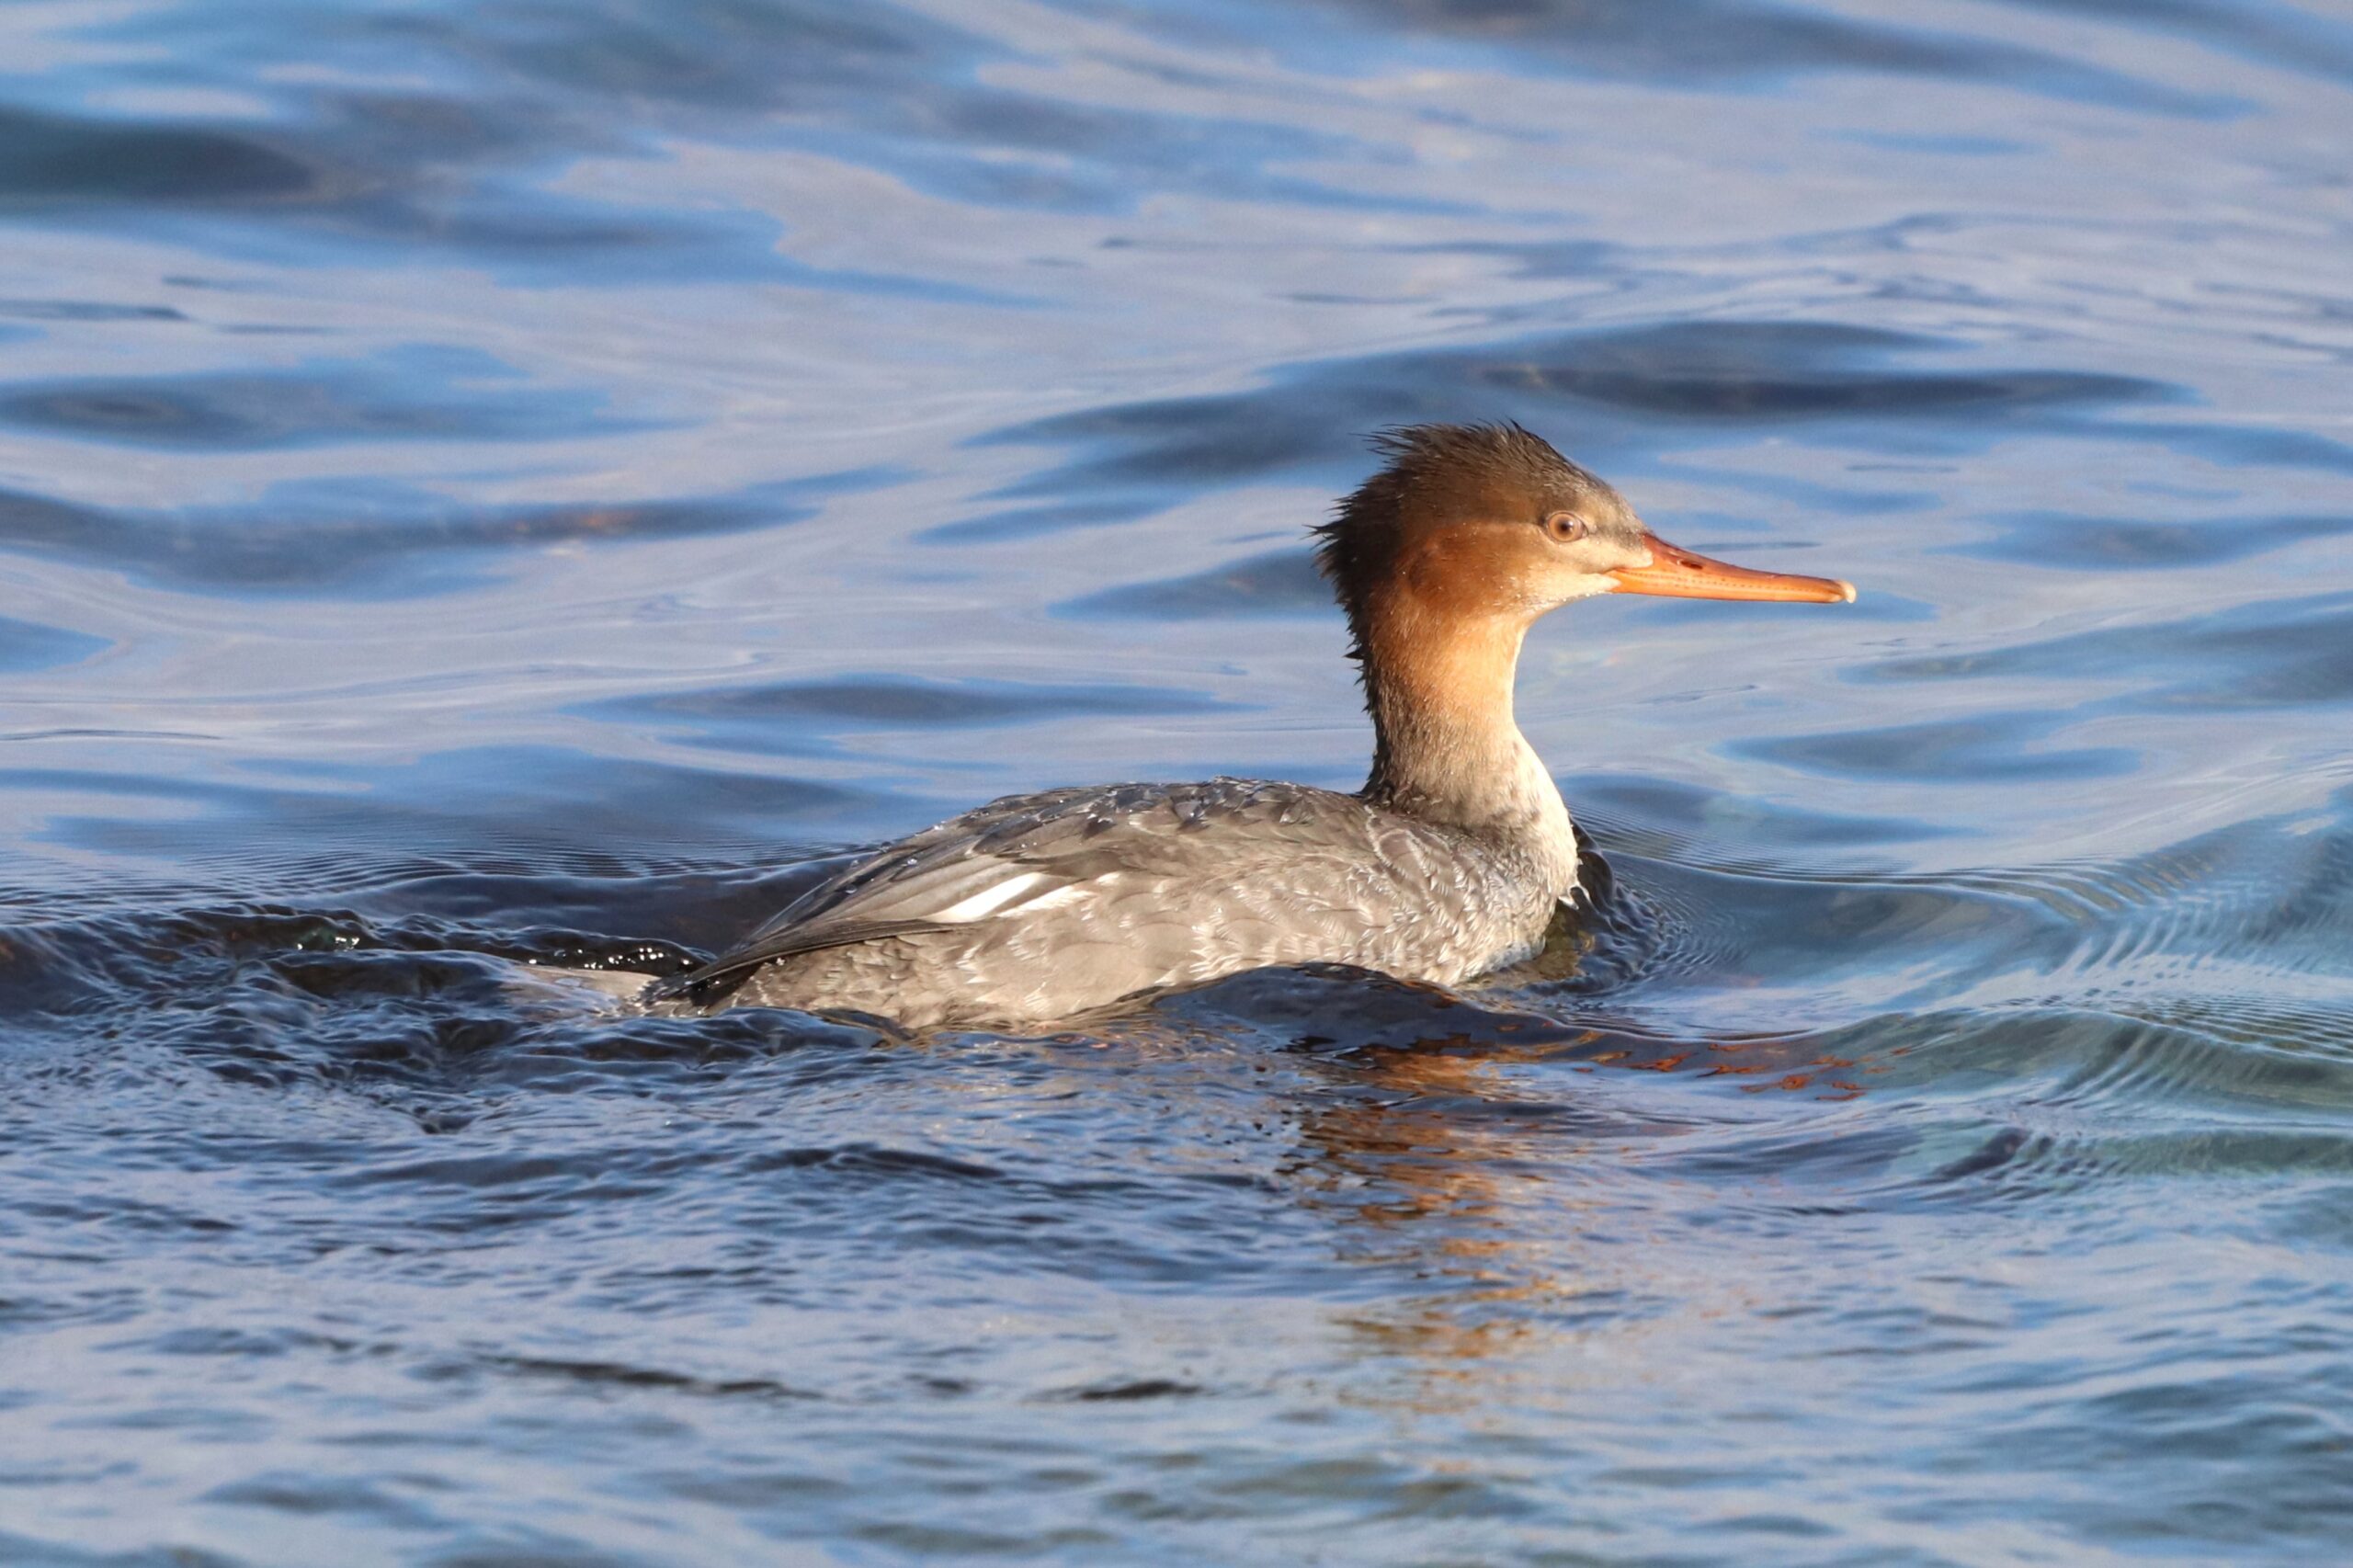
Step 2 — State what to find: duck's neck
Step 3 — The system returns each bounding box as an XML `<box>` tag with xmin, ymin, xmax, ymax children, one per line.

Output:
<box><xmin>1356</xmin><ymin>605</ymin><xmax>1579</xmax><ymax>892</ymax></box>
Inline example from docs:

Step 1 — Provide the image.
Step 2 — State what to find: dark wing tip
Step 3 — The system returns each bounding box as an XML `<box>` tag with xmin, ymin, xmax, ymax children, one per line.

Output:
<box><xmin>649</xmin><ymin>917</ymin><xmax>960</xmax><ymax>1005</ymax></box>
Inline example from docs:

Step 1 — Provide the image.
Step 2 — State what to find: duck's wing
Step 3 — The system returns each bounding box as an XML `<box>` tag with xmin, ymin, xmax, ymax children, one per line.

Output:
<box><xmin>649</xmin><ymin>779</ymin><xmax>1375</xmax><ymax>1001</ymax></box>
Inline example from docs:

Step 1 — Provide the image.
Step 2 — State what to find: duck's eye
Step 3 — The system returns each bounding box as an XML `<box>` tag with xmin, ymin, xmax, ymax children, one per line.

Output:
<box><xmin>1542</xmin><ymin>512</ymin><xmax>1587</xmax><ymax>543</ymax></box>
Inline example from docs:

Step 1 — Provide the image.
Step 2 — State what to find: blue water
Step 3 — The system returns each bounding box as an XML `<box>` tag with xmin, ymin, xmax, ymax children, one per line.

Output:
<box><xmin>4</xmin><ymin>1</ymin><xmax>2352</xmax><ymax>1562</ymax></box>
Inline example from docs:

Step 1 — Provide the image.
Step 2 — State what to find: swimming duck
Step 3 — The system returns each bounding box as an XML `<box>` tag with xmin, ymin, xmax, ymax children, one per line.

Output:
<box><xmin>597</xmin><ymin>424</ymin><xmax>1853</xmax><ymax>1028</ymax></box>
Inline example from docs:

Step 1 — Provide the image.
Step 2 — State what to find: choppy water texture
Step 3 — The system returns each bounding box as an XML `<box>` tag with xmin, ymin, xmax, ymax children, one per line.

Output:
<box><xmin>2</xmin><ymin>1</ymin><xmax>2351</xmax><ymax>1562</ymax></box>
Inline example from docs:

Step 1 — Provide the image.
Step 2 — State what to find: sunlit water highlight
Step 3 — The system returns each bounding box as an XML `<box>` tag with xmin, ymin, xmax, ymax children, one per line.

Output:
<box><xmin>2</xmin><ymin>1</ymin><xmax>2351</xmax><ymax>1562</ymax></box>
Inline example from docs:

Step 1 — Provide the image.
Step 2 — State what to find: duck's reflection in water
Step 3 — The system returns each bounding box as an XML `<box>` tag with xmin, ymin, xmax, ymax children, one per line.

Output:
<box><xmin>1233</xmin><ymin>992</ymin><xmax>1876</xmax><ymax>1411</ymax></box>
<box><xmin>1282</xmin><ymin>1031</ymin><xmax>1663</xmax><ymax>1400</ymax></box>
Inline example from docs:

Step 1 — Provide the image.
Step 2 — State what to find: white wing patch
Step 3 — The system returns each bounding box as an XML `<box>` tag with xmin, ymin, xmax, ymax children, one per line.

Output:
<box><xmin>1020</xmin><ymin>882</ymin><xmax>1089</xmax><ymax>915</ymax></box>
<box><xmin>930</xmin><ymin>871</ymin><xmax>1097</xmax><ymax>924</ymax></box>
<box><xmin>934</xmin><ymin>871</ymin><xmax>1052</xmax><ymax>923</ymax></box>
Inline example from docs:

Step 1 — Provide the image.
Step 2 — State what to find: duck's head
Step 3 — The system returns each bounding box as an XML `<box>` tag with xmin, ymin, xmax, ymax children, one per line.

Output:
<box><xmin>1313</xmin><ymin>424</ymin><xmax>1855</xmax><ymax>651</ymax></box>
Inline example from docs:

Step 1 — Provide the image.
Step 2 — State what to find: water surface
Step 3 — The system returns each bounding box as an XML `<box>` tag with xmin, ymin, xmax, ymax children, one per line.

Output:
<box><xmin>3</xmin><ymin>0</ymin><xmax>2351</xmax><ymax>1562</ymax></box>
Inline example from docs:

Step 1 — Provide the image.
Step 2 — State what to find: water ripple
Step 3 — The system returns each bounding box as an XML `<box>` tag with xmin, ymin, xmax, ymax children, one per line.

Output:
<box><xmin>3</xmin><ymin>0</ymin><xmax>2351</xmax><ymax>1562</ymax></box>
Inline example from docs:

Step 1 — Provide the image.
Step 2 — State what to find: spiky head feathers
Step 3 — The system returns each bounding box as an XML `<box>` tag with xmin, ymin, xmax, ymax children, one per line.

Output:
<box><xmin>1312</xmin><ymin>423</ymin><xmax>1642</xmax><ymax>666</ymax></box>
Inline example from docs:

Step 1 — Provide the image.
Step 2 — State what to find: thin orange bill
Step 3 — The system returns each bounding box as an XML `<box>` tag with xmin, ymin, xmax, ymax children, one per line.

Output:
<box><xmin>1608</xmin><ymin>534</ymin><xmax>1856</xmax><ymax>604</ymax></box>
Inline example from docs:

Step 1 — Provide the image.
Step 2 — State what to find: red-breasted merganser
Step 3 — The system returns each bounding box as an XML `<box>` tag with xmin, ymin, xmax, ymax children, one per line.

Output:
<box><xmin>602</xmin><ymin>424</ymin><xmax>1853</xmax><ymax>1028</ymax></box>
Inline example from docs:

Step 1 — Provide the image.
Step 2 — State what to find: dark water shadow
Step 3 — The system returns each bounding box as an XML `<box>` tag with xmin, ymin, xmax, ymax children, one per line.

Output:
<box><xmin>975</xmin><ymin>320</ymin><xmax>2189</xmax><ymax>530</ymax></box>
<box><xmin>1982</xmin><ymin>0</ymin><xmax>2353</xmax><ymax>85</ymax></box>
<box><xmin>11</xmin><ymin>0</ymin><xmax>1450</xmax><ymax>288</ymax></box>
<box><xmin>1863</xmin><ymin>589</ymin><xmax>2353</xmax><ymax>711</ymax></box>
<box><xmin>0</xmin><ymin>104</ymin><xmax>318</xmax><ymax>209</ymax></box>
<box><xmin>1054</xmin><ymin>549</ymin><xmax>1330</xmax><ymax>620</ymax></box>
<box><xmin>1958</xmin><ymin>510</ymin><xmax>2353</xmax><ymax>571</ymax></box>
<box><xmin>0</xmin><ymin>346</ymin><xmax>645</xmax><ymax>452</ymax></box>
<box><xmin>1079</xmin><ymin>0</ymin><xmax>2241</xmax><ymax>113</ymax></box>
<box><xmin>1738</xmin><ymin>710</ymin><xmax>2141</xmax><ymax>786</ymax></box>
<box><xmin>0</xmin><ymin>465</ymin><xmax>900</xmax><ymax>597</ymax></box>
<box><xmin>4</xmin><ymin>747</ymin><xmax>883</xmax><ymax>881</ymax></box>
<box><xmin>585</xmin><ymin>675</ymin><xmax>1239</xmax><ymax>761</ymax></box>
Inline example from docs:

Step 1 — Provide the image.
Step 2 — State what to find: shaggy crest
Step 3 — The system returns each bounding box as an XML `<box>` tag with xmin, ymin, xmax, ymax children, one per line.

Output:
<box><xmin>1312</xmin><ymin>422</ymin><xmax>1607</xmax><ymax>672</ymax></box>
